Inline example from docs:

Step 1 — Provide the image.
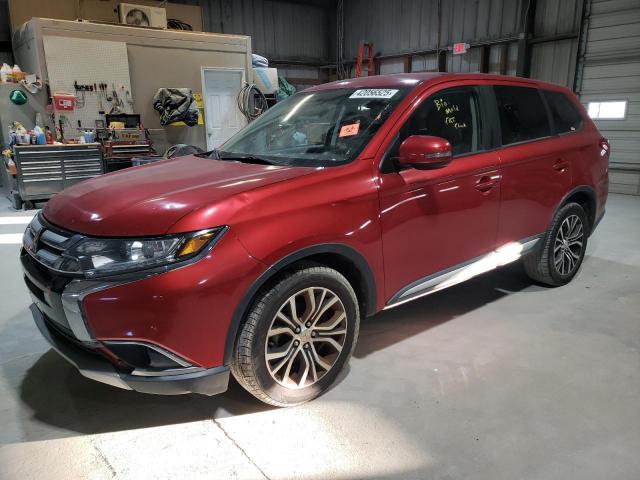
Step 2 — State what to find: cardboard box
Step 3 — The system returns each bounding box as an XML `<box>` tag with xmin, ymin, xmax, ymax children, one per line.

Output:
<box><xmin>252</xmin><ymin>67</ymin><xmax>278</xmax><ymax>95</ymax></box>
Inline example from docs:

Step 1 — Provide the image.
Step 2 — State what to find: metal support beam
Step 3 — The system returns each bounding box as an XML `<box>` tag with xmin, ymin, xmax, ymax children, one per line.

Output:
<box><xmin>343</xmin><ymin>34</ymin><xmax>520</xmax><ymax>66</ymax></box>
<box><xmin>573</xmin><ymin>0</ymin><xmax>592</xmax><ymax>93</ymax></box>
<box><xmin>516</xmin><ymin>0</ymin><xmax>537</xmax><ymax>77</ymax></box>
<box><xmin>529</xmin><ymin>32</ymin><xmax>579</xmax><ymax>44</ymax></box>
<box><xmin>438</xmin><ymin>50</ymin><xmax>447</xmax><ymax>72</ymax></box>
<box><xmin>403</xmin><ymin>55</ymin><xmax>412</xmax><ymax>73</ymax></box>
<box><xmin>499</xmin><ymin>44</ymin><xmax>508</xmax><ymax>74</ymax></box>
<box><xmin>480</xmin><ymin>45</ymin><xmax>490</xmax><ymax>73</ymax></box>
<box><xmin>270</xmin><ymin>58</ymin><xmax>331</xmax><ymax>67</ymax></box>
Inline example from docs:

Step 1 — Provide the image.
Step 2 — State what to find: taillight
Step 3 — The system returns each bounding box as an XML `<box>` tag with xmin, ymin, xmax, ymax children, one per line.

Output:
<box><xmin>599</xmin><ymin>138</ymin><xmax>610</xmax><ymax>157</ymax></box>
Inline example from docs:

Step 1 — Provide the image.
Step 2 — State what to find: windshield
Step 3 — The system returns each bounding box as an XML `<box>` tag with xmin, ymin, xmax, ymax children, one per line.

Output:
<box><xmin>221</xmin><ymin>87</ymin><xmax>410</xmax><ymax>167</ymax></box>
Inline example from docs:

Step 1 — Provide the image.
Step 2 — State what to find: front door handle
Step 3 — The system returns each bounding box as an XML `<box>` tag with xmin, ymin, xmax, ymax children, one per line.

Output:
<box><xmin>553</xmin><ymin>159</ymin><xmax>569</xmax><ymax>172</ymax></box>
<box><xmin>475</xmin><ymin>176</ymin><xmax>497</xmax><ymax>192</ymax></box>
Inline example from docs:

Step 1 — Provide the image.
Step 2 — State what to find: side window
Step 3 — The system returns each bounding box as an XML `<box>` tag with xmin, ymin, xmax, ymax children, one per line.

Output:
<box><xmin>494</xmin><ymin>86</ymin><xmax>551</xmax><ymax>145</ymax></box>
<box><xmin>397</xmin><ymin>87</ymin><xmax>482</xmax><ymax>157</ymax></box>
<box><xmin>543</xmin><ymin>90</ymin><xmax>584</xmax><ymax>134</ymax></box>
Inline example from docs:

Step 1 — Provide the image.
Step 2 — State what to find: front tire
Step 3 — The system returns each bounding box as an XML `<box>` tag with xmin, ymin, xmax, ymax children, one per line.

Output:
<box><xmin>523</xmin><ymin>202</ymin><xmax>589</xmax><ymax>286</ymax></box>
<box><xmin>231</xmin><ymin>265</ymin><xmax>360</xmax><ymax>407</ymax></box>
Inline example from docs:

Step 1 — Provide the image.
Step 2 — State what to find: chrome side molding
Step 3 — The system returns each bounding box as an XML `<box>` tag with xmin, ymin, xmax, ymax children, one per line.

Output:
<box><xmin>385</xmin><ymin>235</ymin><xmax>542</xmax><ymax>309</ymax></box>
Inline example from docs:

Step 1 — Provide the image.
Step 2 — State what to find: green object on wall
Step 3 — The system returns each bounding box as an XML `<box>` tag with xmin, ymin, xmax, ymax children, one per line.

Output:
<box><xmin>9</xmin><ymin>89</ymin><xmax>28</xmax><ymax>105</ymax></box>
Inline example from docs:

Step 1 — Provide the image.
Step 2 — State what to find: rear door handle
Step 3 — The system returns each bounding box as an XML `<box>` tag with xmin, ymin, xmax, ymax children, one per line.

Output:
<box><xmin>553</xmin><ymin>159</ymin><xmax>569</xmax><ymax>171</ymax></box>
<box><xmin>475</xmin><ymin>176</ymin><xmax>498</xmax><ymax>192</ymax></box>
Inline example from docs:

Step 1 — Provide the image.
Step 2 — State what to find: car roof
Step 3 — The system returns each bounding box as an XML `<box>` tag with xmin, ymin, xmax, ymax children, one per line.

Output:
<box><xmin>305</xmin><ymin>72</ymin><xmax>566</xmax><ymax>93</ymax></box>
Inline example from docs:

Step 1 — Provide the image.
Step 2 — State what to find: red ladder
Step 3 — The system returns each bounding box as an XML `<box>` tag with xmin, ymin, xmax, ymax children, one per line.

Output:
<box><xmin>355</xmin><ymin>42</ymin><xmax>375</xmax><ymax>78</ymax></box>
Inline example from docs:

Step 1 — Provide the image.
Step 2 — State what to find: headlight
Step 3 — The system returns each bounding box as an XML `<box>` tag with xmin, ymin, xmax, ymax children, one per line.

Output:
<box><xmin>61</xmin><ymin>227</ymin><xmax>225</xmax><ymax>277</ymax></box>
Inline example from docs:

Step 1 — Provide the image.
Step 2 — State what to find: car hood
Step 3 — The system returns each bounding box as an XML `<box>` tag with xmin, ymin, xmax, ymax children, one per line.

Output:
<box><xmin>44</xmin><ymin>156</ymin><xmax>313</xmax><ymax>236</ymax></box>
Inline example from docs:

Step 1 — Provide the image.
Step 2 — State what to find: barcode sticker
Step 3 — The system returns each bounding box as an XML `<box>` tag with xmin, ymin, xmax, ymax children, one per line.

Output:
<box><xmin>349</xmin><ymin>89</ymin><xmax>398</xmax><ymax>99</ymax></box>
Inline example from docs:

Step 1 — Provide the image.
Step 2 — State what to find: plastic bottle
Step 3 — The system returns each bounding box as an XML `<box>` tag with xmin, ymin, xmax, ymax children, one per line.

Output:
<box><xmin>13</xmin><ymin>122</ymin><xmax>28</xmax><ymax>144</ymax></box>
<box><xmin>44</xmin><ymin>126</ymin><xmax>54</xmax><ymax>144</ymax></box>
<box><xmin>0</xmin><ymin>63</ymin><xmax>11</xmax><ymax>83</ymax></box>
<box><xmin>11</xmin><ymin>64</ymin><xmax>23</xmax><ymax>82</ymax></box>
<box><xmin>8</xmin><ymin>126</ymin><xmax>17</xmax><ymax>145</ymax></box>
<box><xmin>34</xmin><ymin>126</ymin><xmax>46</xmax><ymax>145</ymax></box>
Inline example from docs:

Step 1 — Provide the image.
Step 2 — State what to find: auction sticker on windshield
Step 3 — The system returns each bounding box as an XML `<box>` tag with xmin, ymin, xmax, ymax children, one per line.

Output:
<box><xmin>349</xmin><ymin>89</ymin><xmax>398</xmax><ymax>99</ymax></box>
<box><xmin>339</xmin><ymin>122</ymin><xmax>360</xmax><ymax>137</ymax></box>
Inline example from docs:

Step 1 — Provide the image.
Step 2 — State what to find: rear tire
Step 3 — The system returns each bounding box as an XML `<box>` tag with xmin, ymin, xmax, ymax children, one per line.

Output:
<box><xmin>231</xmin><ymin>266</ymin><xmax>360</xmax><ymax>407</ymax></box>
<box><xmin>523</xmin><ymin>202</ymin><xmax>588</xmax><ymax>286</ymax></box>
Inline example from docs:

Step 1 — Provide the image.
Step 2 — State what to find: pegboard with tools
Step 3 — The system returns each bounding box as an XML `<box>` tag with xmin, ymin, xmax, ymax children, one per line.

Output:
<box><xmin>42</xmin><ymin>36</ymin><xmax>135</xmax><ymax>136</ymax></box>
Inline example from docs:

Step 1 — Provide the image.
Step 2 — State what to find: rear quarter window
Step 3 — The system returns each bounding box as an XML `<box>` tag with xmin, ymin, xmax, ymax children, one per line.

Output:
<box><xmin>494</xmin><ymin>85</ymin><xmax>551</xmax><ymax>145</ymax></box>
<box><xmin>542</xmin><ymin>90</ymin><xmax>584</xmax><ymax>134</ymax></box>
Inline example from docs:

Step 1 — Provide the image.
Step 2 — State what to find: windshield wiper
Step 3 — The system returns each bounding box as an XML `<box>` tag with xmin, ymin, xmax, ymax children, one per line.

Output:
<box><xmin>218</xmin><ymin>153</ymin><xmax>279</xmax><ymax>165</ymax></box>
<box><xmin>196</xmin><ymin>149</ymin><xmax>221</xmax><ymax>159</ymax></box>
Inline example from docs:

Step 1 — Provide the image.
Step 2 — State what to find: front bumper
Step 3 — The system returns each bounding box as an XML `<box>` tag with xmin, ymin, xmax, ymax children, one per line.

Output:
<box><xmin>30</xmin><ymin>304</ymin><xmax>230</xmax><ymax>395</ymax></box>
<box><xmin>20</xmin><ymin>213</ymin><xmax>267</xmax><ymax>393</ymax></box>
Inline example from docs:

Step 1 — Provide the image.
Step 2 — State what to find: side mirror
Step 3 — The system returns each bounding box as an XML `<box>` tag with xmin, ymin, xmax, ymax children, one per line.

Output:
<box><xmin>397</xmin><ymin>135</ymin><xmax>453</xmax><ymax>170</ymax></box>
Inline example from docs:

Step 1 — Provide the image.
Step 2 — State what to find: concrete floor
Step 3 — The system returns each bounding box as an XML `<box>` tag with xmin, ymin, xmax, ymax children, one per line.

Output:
<box><xmin>0</xmin><ymin>192</ymin><xmax>639</xmax><ymax>480</ymax></box>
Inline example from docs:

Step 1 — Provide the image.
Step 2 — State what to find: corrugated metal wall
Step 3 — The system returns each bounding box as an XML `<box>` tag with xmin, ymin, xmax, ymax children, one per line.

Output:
<box><xmin>178</xmin><ymin>0</ymin><xmax>332</xmax><ymax>64</ymax></box>
<box><xmin>342</xmin><ymin>0</ymin><xmax>581</xmax><ymax>88</ymax></box>
<box><xmin>172</xmin><ymin>0</ymin><xmax>333</xmax><ymax>86</ymax></box>
<box><xmin>529</xmin><ymin>0</ymin><xmax>582</xmax><ymax>87</ymax></box>
<box><xmin>343</xmin><ymin>0</ymin><xmax>524</xmax><ymax>76</ymax></box>
<box><xmin>343</xmin><ymin>0</ymin><xmax>523</xmax><ymax>58</ymax></box>
<box><xmin>577</xmin><ymin>0</ymin><xmax>640</xmax><ymax>195</ymax></box>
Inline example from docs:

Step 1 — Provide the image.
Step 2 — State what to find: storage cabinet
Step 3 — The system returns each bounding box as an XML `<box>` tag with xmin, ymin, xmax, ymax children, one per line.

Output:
<box><xmin>12</xmin><ymin>144</ymin><xmax>104</xmax><ymax>208</ymax></box>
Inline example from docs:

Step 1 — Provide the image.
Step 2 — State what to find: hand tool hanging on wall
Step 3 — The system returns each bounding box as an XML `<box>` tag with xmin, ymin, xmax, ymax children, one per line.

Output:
<box><xmin>120</xmin><ymin>85</ymin><xmax>134</xmax><ymax>108</ymax></box>
<box><xmin>109</xmin><ymin>83</ymin><xmax>123</xmax><ymax>114</ymax></box>
<box><xmin>76</xmin><ymin>89</ymin><xmax>86</xmax><ymax>108</ymax></box>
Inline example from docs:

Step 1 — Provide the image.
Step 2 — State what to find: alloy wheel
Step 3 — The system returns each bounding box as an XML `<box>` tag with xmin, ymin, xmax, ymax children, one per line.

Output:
<box><xmin>553</xmin><ymin>214</ymin><xmax>584</xmax><ymax>276</ymax></box>
<box><xmin>265</xmin><ymin>287</ymin><xmax>348</xmax><ymax>389</ymax></box>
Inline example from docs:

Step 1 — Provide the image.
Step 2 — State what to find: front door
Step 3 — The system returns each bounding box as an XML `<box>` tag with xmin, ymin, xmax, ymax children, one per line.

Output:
<box><xmin>201</xmin><ymin>68</ymin><xmax>246</xmax><ymax>150</ymax></box>
<box><xmin>378</xmin><ymin>85</ymin><xmax>501</xmax><ymax>304</ymax></box>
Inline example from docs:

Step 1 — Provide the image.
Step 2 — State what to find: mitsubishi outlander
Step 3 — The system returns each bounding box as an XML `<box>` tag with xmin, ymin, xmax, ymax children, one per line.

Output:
<box><xmin>21</xmin><ymin>73</ymin><xmax>609</xmax><ymax>406</ymax></box>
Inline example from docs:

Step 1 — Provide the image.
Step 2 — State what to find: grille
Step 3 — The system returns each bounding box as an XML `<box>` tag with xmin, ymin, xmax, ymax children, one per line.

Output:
<box><xmin>22</xmin><ymin>214</ymin><xmax>82</xmax><ymax>335</ymax></box>
<box><xmin>21</xmin><ymin>250</ymin><xmax>73</xmax><ymax>334</ymax></box>
<box><xmin>23</xmin><ymin>214</ymin><xmax>82</xmax><ymax>273</ymax></box>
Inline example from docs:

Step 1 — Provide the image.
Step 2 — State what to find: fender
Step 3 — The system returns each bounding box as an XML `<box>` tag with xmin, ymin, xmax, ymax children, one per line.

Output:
<box><xmin>223</xmin><ymin>243</ymin><xmax>378</xmax><ymax>365</ymax></box>
<box><xmin>553</xmin><ymin>185</ymin><xmax>598</xmax><ymax>235</ymax></box>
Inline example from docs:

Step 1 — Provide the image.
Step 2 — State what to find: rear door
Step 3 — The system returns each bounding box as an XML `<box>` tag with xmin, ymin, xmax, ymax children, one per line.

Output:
<box><xmin>378</xmin><ymin>85</ymin><xmax>501</xmax><ymax>302</ymax></box>
<box><xmin>493</xmin><ymin>85</ymin><xmax>572</xmax><ymax>244</ymax></box>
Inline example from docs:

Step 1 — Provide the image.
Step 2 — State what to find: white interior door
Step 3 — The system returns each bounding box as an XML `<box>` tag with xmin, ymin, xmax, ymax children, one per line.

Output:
<box><xmin>201</xmin><ymin>68</ymin><xmax>246</xmax><ymax>150</ymax></box>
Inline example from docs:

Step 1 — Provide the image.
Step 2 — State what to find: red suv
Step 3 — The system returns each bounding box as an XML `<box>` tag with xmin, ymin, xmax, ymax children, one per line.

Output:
<box><xmin>22</xmin><ymin>73</ymin><xmax>609</xmax><ymax>406</ymax></box>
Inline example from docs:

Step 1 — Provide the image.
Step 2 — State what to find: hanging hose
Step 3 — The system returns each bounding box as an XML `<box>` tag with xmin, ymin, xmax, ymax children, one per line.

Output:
<box><xmin>237</xmin><ymin>83</ymin><xmax>268</xmax><ymax>122</ymax></box>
